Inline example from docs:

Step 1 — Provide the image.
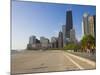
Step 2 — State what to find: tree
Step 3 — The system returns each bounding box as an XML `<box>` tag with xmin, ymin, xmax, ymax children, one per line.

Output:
<box><xmin>81</xmin><ymin>35</ymin><xmax>95</xmax><ymax>51</ymax></box>
<box><xmin>64</xmin><ymin>43</ymin><xmax>81</xmax><ymax>51</ymax></box>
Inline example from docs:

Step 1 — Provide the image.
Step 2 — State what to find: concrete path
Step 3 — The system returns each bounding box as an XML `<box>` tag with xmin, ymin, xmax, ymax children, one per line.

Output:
<box><xmin>67</xmin><ymin>51</ymin><xmax>96</xmax><ymax>61</ymax></box>
<box><xmin>11</xmin><ymin>50</ymin><xmax>96</xmax><ymax>74</ymax></box>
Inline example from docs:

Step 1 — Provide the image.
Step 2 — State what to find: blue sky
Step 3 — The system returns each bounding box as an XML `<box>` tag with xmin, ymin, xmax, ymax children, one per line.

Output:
<box><xmin>12</xmin><ymin>1</ymin><xmax>96</xmax><ymax>49</ymax></box>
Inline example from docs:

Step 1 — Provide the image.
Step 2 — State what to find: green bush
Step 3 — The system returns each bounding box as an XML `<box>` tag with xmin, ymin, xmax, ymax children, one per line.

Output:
<box><xmin>81</xmin><ymin>35</ymin><xmax>95</xmax><ymax>49</ymax></box>
<box><xmin>63</xmin><ymin>43</ymin><xmax>80</xmax><ymax>51</ymax></box>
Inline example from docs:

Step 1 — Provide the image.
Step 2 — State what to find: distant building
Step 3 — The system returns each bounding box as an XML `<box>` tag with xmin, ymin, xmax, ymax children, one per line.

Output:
<box><xmin>82</xmin><ymin>13</ymin><xmax>96</xmax><ymax>37</ymax></box>
<box><xmin>88</xmin><ymin>16</ymin><xmax>95</xmax><ymax>37</ymax></box>
<box><xmin>27</xmin><ymin>44</ymin><xmax>32</xmax><ymax>50</ymax></box>
<box><xmin>82</xmin><ymin>13</ymin><xmax>89</xmax><ymax>35</ymax></box>
<box><xmin>29</xmin><ymin>35</ymin><xmax>36</xmax><ymax>44</ymax></box>
<box><xmin>70</xmin><ymin>28</ymin><xmax>76</xmax><ymax>43</ymax></box>
<box><xmin>27</xmin><ymin>35</ymin><xmax>41</xmax><ymax>50</ymax></box>
<box><xmin>40</xmin><ymin>37</ymin><xmax>50</xmax><ymax>49</ymax></box>
<box><xmin>62</xmin><ymin>25</ymin><xmax>67</xmax><ymax>47</ymax></box>
<box><xmin>31</xmin><ymin>43</ymin><xmax>41</xmax><ymax>50</ymax></box>
<box><xmin>58</xmin><ymin>31</ymin><xmax>63</xmax><ymax>48</ymax></box>
<box><xmin>93</xmin><ymin>15</ymin><xmax>96</xmax><ymax>37</ymax></box>
<box><xmin>93</xmin><ymin>15</ymin><xmax>96</xmax><ymax>44</ymax></box>
<box><xmin>82</xmin><ymin>21</ymin><xmax>84</xmax><ymax>37</ymax></box>
<box><xmin>51</xmin><ymin>37</ymin><xmax>58</xmax><ymax>48</ymax></box>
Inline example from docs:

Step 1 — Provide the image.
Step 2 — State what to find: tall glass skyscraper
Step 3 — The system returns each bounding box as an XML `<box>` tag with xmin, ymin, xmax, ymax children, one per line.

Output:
<box><xmin>62</xmin><ymin>10</ymin><xmax>74</xmax><ymax>46</ymax></box>
<box><xmin>66</xmin><ymin>10</ymin><xmax>73</xmax><ymax>38</ymax></box>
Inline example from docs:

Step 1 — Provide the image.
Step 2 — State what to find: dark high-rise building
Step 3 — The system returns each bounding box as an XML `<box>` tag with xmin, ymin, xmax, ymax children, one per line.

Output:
<box><xmin>93</xmin><ymin>15</ymin><xmax>96</xmax><ymax>37</ymax></box>
<box><xmin>58</xmin><ymin>31</ymin><xmax>63</xmax><ymax>48</ymax></box>
<box><xmin>66</xmin><ymin>10</ymin><xmax>73</xmax><ymax>38</ymax></box>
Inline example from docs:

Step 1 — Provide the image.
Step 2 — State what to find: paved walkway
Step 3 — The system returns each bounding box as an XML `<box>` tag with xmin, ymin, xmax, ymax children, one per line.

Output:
<box><xmin>11</xmin><ymin>50</ymin><xmax>96</xmax><ymax>74</ymax></box>
<box><xmin>67</xmin><ymin>51</ymin><xmax>96</xmax><ymax>61</ymax></box>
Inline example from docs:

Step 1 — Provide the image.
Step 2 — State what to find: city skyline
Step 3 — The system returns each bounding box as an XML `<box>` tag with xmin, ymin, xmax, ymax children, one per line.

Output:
<box><xmin>12</xmin><ymin>1</ymin><xmax>96</xmax><ymax>50</ymax></box>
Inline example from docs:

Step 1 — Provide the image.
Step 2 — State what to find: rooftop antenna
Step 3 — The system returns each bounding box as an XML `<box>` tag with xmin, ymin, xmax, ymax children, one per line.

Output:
<box><xmin>67</xmin><ymin>6</ymin><xmax>72</xmax><ymax>11</ymax></box>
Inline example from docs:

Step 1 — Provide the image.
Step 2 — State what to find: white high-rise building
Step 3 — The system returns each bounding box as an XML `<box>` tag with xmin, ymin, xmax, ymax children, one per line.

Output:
<box><xmin>82</xmin><ymin>13</ymin><xmax>96</xmax><ymax>37</ymax></box>
<box><xmin>82</xmin><ymin>21</ymin><xmax>84</xmax><ymax>37</ymax></box>
<box><xmin>82</xmin><ymin>13</ymin><xmax>89</xmax><ymax>36</ymax></box>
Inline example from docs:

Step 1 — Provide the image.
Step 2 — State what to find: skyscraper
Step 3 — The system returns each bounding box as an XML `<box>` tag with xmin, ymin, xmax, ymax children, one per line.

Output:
<box><xmin>93</xmin><ymin>15</ymin><xmax>96</xmax><ymax>37</ymax></box>
<box><xmin>51</xmin><ymin>37</ymin><xmax>58</xmax><ymax>48</ymax></box>
<box><xmin>88</xmin><ymin>16</ymin><xmax>95</xmax><ymax>37</ymax></box>
<box><xmin>58</xmin><ymin>31</ymin><xmax>63</xmax><ymax>48</ymax></box>
<box><xmin>29</xmin><ymin>35</ymin><xmax>36</xmax><ymax>44</ymax></box>
<box><xmin>62</xmin><ymin>25</ymin><xmax>67</xmax><ymax>47</ymax></box>
<box><xmin>82</xmin><ymin>13</ymin><xmax>89</xmax><ymax>35</ymax></box>
<box><xmin>70</xmin><ymin>28</ymin><xmax>76</xmax><ymax>43</ymax></box>
<box><xmin>82</xmin><ymin>21</ymin><xmax>84</xmax><ymax>36</ymax></box>
<box><xmin>82</xmin><ymin>13</ymin><xmax>96</xmax><ymax>37</ymax></box>
<box><xmin>66</xmin><ymin>10</ymin><xmax>73</xmax><ymax>38</ymax></box>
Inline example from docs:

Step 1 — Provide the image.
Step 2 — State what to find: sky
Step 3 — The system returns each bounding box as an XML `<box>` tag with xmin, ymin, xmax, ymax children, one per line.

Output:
<box><xmin>12</xmin><ymin>0</ymin><xmax>96</xmax><ymax>50</ymax></box>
